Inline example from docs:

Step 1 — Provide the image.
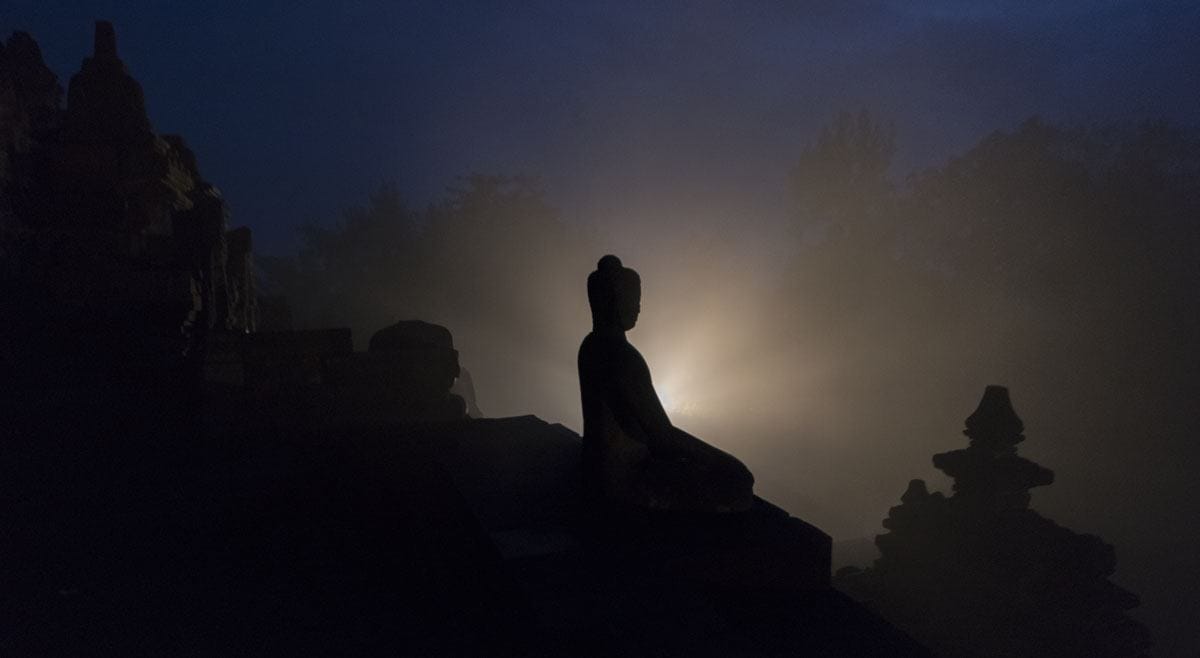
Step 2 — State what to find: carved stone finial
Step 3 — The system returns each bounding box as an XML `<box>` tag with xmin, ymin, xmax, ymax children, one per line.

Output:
<box><xmin>935</xmin><ymin>386</ymin><xmax>1053</xmax><ymax>509</ymax></box>
<box><xmin>65</xmin><ymin>18</ymin><xmax>151</xmax><ymax>143</ymax></box>
<box><xmin>900</xmin><ymin>479</ymin><xmax>929</xmax><ymax>504</ymax></box>
<box><xmin>963</xmin><ymin>384</ymin><xmax>1024</xmax><ymax>446</ymax></box>
<box><xmin>94</xmin><ymin>21</ymin><xmax>117</xmax><ymax>59</ymax></box>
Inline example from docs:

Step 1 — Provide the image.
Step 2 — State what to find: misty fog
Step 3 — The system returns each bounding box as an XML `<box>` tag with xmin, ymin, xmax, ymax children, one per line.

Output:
<box><xmin>229</xmin><ymin>9</ymin><xmax>1200</xmax><ymax>652</ymax></box>
<box><xmin>263</xmin><ymin>117</ymin><xmax>1199</xmax><ymax>573</ymax></box>
<box><xmin>260</xmin><ymin>114</ymin><xmax>1200</xmax><ymax>652</ymax></box>
<box><xmin>7</xmin><ymin>1</ymin><xmax>1200</xmax><ymax>653</ymax></box>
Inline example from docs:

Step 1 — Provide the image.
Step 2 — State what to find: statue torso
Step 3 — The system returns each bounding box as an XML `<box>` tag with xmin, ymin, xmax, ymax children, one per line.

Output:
<box><xmin>578</xmin><ymin>332</ymin><xmax>653</xmax><ymax>496</ymax></box>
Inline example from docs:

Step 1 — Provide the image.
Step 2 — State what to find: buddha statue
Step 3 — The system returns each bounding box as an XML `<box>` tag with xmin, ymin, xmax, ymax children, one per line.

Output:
<box><xmin>577</xmin><ymin>255</ymin><xmax>754</xmax><ymax>513</ymax></box>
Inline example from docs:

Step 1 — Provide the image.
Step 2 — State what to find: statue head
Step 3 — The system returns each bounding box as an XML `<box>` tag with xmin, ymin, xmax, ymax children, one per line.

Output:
<box><xmin>587</xmin><ymin>255</ymin><xmax>641</xmax><ymax>331</ymax></box>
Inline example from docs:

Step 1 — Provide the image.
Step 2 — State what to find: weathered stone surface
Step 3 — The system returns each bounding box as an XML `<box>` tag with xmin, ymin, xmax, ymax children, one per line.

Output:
<box><xmin>3</xmin><ymin>23</ymin><xmax>257</xmax><ymax>368</ymax></box>
<box><xmin>0</xmin><ymin>30</ymin><xmax>62</xmax><ymax>144</ymax></box>
<box><xmin>0</xmin><ymin>30</ymin><xmax>63</xmax><ymax>267</ymax></box>
<box><xmin>224</xmin><ymin>226</ymin><xmax>256</xmax><ymax>331</ymax></box>
<box><xmin>44</xmin><ymin>22</ymin><xmax>194</xmax><ymax>241</ymax></box>
<box><xmin>165</xmin><ymin>135</ymin><xmax>233</xmax><ymax>332</ymax></box>
<box><xmin>368</xmin><ymin>320</ymin><xmax>460</xmax><ymax>384</ymax></box>
<box><xmin>370</xmin><ymin>318</ymin><xmax>455</xmax><ymax>352</ymax></box>
<box><xmin>341</xmin><ymin>319</ymin><xmax>465</xmax><ymax>420</ymax></box>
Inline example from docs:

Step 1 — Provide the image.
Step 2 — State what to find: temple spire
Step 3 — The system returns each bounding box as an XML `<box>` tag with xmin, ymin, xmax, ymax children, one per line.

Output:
<box><xmin>964</xmin><ymin>384</ymin><xmax>1025</xmax><ymax>447</ymax></box>
<box><xmin>94</xmin><ymin>20</ymin><xmax>117</xmax><ymax>59</ymax></box>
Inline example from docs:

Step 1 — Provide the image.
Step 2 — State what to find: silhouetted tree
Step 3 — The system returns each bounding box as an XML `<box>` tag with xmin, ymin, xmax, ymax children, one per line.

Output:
<box><xmin>259</xmin><ymin>174</ymin><xmax>597</xmax><ymax>418</ymax></box>
<box><xmin>781</xmin><ymin>119</ymin><xmax>1196</xmax><ymax>655</ymax></box>
<box><xmin>780</xmin><ymin>112</ymin><xmax>1200</xmax><ymax>442</ymax></box>
<box><xmin>895</xmin><ymin>118</ymin><xmax>1200</xmax><ymax>474</ymax></box>
<box><xmin>790</xmin><ymin>108</ymin><xmax>895</xmax><ymax>237</ymax></box>
<box><xmin>780</xmin><ymin>110</ymin><xmax>952</xmax><ymax>422</ymax></box>
<box><xmin>901</xmin><ymin>117</ymin><xmax>1200</xmax><ymax>315</ymax></box>
<box><xmin>785</xmin><ymin>112</ymin><xmax>1200</xmax><ymax>347</ymax></box>
<box><xmin>260</xmin><ymin>184</ymin><xmax>418</xmax><ymax>333</ymax></box>
<box><xmin>836</xmin><ymin>386</ymin><xmax>1152</xmax><ymax>658</ymax></box>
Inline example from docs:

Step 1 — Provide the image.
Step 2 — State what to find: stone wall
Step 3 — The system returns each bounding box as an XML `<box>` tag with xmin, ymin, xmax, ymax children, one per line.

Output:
<box><xmin>1</xmin><ymin>22</ymin><xmax>257</xmax><ymax>378</ymax></box>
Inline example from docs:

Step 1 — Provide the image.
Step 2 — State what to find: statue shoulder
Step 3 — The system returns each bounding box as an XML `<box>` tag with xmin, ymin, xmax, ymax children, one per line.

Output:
<box><xmin>578</xmin><ymin>333</ymin><xmax>646</xmax><ymax>372</ymax></box>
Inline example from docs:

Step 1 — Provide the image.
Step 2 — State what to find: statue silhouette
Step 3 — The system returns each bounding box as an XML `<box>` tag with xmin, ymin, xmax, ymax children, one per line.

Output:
<box><xmin>578</xmin><ymin>255</ymin><xmax>754</xmax><ymax>513</ymax></box>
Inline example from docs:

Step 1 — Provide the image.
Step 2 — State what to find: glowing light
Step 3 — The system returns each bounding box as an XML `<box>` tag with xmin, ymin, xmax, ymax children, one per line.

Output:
<box><xmin>657</xmin><ymin>385</ymin><xmax>699</xmax><ymax>418</ymax></box>
<box><xmin>658</xmin><ymin>389</ymin><xmax>676</xmax><ymax>414</ymax></box>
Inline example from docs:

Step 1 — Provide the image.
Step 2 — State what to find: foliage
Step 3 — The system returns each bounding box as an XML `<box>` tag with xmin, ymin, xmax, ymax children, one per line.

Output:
<box><xmin>791</xmin><ymin>113</ymin><xmax>1200</xmax><ymax>658</ymax></box>
<box><xmin>259</xmin><ymin>174</ymin><xmax>597</xmax><ymax>418</ymax></box>
<box><xmin>790</xmin><ymin>108</ymin><xmax>896</xmax><ymax>237</ymax></box>
<box><xmin>784</xmin><ymin>111</ymin><xmax>1200</xmax><ymax>375</ymax></box>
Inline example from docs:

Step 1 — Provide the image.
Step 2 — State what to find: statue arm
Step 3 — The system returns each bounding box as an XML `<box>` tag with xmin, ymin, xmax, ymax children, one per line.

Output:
<box><xmin>617</xmin><ymin>352</ymin><xmax>713</xmax><ymax>460</ymax></box>
<box><xmin>608</xmin><ymin>344</ymin><xmax>755</xmax><ymax>495</ymax></box>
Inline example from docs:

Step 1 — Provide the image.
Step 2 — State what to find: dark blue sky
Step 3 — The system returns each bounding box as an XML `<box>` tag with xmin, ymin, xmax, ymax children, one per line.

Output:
<box><xmin>5</xmin><ymin>1</ymin><xmax>1199</xmax><ymax>254</ymax></box>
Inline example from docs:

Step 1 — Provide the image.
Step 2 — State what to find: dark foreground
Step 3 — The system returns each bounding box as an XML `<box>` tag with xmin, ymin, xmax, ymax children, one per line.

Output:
<box><xmin>3</xmin><ymin>370</ymin><xmax>927</xmax><ymax>656</ymax></box>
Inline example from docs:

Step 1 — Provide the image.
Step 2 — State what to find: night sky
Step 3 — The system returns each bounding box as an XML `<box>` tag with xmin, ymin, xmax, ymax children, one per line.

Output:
<box><xmin>7</xmin><ymin>1</ymin><xmax>1198</xmax><ymax>255</ymax></box>
<box><xmin>6</xmin><ymin>2</ymin><xmax>1200</xmax><ymax>654</ymax></box>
